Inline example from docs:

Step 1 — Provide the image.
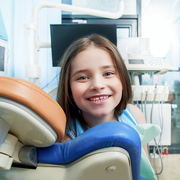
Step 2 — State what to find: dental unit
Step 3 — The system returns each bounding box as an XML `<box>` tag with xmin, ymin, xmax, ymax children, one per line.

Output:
<box><xmin>118</xmin><ymin>37</ymin><xmax>178</xmax><ymax>177</ymax></box>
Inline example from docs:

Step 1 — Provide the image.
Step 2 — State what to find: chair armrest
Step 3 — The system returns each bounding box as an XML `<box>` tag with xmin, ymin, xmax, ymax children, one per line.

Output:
<box><xmin>37</xmin><ymin>121</ymin><xmax>141</xmax><ymax>180</ymax></box>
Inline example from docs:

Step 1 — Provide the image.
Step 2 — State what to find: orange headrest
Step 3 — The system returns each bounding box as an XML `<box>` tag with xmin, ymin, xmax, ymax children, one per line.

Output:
<box><xmin>0</xmin><ymin>76</ymin><xmax>66</xmax><ymax>142</ymax></box>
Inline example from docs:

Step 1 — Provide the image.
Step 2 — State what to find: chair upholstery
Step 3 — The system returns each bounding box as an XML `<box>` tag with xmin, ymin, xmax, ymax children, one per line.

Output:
<box><xmin>37</xmin><ymin>121</ymin><xmax>141</xmax><ymax>180</ymax></box>
<box><xmin>0</xmin><ymin>76</ymin><xmax>66</xmax><ymax>142</ymax></box>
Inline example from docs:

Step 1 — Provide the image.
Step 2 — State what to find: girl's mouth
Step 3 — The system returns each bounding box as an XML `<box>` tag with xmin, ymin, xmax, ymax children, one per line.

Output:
<box><xmin>88</xmin><ymin>95</ymin><xmax>110</xmax><ymax>102</ymax></box>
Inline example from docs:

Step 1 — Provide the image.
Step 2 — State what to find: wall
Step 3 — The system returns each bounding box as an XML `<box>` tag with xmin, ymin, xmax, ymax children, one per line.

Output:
<box><xmin>0</xmin><ymin>0</ymin><xmax>62</xmax><ymax>89</ymax></box>
<box><xmin>142</xmin><ymin>0</ymin><xmax>180</xmax><ymax>85</ymax></box>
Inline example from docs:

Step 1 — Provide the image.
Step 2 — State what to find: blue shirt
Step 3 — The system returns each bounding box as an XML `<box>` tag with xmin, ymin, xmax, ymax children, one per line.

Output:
<box><xmin>68</xmin><ymin>106</ymin><xmax>137</xmax><ymax>139</ymax></box>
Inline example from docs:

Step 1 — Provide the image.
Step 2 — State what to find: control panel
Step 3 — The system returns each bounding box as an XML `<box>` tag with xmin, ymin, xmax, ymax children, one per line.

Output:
<box><xmin>125</xmin><ymin>57</ymin><xmax>178</xmax><ymax>73</ymax></box>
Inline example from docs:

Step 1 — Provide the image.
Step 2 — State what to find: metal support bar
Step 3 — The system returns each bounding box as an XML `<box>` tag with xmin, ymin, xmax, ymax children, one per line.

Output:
<box><xmin>136</xmin><ymin>0</ymin><xmax>142</xmax><ymax>37</ymax></box>
<box><xmin>19</xmin><ymin>146</ymin><xmax>38</xmax><ymax>168</ymax></box>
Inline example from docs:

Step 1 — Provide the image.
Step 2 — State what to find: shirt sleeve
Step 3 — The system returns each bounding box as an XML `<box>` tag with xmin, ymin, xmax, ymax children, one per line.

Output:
<box><xmin>67</xmin><ymin>119</ymin><xmax>85</xmax><ymax>139</ymax></box>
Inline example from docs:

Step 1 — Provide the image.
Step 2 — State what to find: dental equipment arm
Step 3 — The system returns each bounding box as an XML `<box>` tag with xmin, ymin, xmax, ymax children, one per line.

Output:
<box><xmin>33</xmin><ymin>1</ymin><xmax>124</xmax><ymax>23</ymax></box>
<box><xmin>25</xmin><ymin>1</ymin><xmax>124</xmax><ymax>86</ymax></box>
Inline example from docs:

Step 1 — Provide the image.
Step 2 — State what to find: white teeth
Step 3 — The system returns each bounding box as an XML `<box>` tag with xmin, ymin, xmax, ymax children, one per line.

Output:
<box><xmin>89</xmin><ymin>96</ymin><xmax>109</xmax><ymax>102</ymax></box>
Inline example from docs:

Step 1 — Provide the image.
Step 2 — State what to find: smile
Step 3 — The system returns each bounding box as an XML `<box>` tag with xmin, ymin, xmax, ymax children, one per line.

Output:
<box><xmin>89</xmin><ymin>96</ymin><xmax>109</xmax><ymax>102</ymax></box>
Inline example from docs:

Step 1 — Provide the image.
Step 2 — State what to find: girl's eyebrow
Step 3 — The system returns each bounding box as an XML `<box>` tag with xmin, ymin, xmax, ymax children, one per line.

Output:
<box><xmin>102</xmin><ymin>65</ymin><xmax>116</xmax><ymax>69</ymax></box>
<box><xmin>71</xmin><ymin>65</ymin><xmax>116</xmax><ymax>78</ymax></box>
<box><xmin>71</xmin><ymin>69</ymin><xmax>88</xmax><ymax>78</ymax></box>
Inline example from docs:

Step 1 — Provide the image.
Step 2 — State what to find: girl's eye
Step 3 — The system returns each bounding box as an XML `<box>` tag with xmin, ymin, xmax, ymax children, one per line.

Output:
<box><xmin>104</xmin><ymin>72</ymin><xmax>113</xmax><ymax>76</ymax></box>
<box><xmin>77</xmin><ymin>76</ymin><xmax>88</xmax><ymax>81</ymax></box>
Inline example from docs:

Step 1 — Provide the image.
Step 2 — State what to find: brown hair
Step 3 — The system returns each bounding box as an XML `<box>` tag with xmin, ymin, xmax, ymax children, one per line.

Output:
<box><xmin>57</xmin><ymin>34</ymin><xmax>132</xmax><ymax>133</ymax></box>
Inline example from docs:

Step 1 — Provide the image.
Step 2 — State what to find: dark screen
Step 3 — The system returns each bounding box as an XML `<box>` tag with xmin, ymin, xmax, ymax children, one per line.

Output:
<box><xmin>50</xmin><ymin>24</ymin><xmax>117</xmax><ymax>67</ymax></box>
<box><xmin>129</xmin><ymin>59</ymin><xmax>144</xmax><ymax>64</ymax></box>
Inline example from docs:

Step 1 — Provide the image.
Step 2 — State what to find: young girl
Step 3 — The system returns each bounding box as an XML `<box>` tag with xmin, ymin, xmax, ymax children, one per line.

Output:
<box><xmin>53</xmin><ymin>34</ymin><xmax>160</xmax><ymax>180</ymax></box>
<box><xmin>57</xmin><ymin>34</ymin><xmax>149</xmax><ymax>157</ymax></box>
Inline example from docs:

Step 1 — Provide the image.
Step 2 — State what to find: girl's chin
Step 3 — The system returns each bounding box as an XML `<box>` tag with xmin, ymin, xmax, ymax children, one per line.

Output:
<box><xmin>90</xmin><ymin>111</ymin><xmax>110</xmax><ymax>118</ymax></box>
<box><xmin>82</xmin><ymin>109</ymin><xmax>115</xmax><ymax>119</ymax></box>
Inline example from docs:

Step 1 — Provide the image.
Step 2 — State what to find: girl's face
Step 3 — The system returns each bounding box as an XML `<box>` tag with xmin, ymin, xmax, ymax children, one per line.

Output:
<box><xmin>70</xmin><ymin>47</ymin><xmax>123</xmax><ymax>126</ymax></box>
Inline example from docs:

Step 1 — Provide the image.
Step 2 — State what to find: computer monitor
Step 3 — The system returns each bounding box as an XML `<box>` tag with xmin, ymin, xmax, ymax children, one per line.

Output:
<box><xmin>50</xmin><ymin>24</ymin><xmax>117</xmax><ymax>67</ymax></box>
<box><xmin>0</xmin><ymin>39</ymin><xmax>7</xmax><ymax>76</ymax></box>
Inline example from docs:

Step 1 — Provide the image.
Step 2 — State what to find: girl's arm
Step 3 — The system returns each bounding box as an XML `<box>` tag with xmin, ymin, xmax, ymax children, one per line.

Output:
<box><xmin>127</xmin><ymin>104</ymin><xmax>147</xmax><ymax>124</ymax></box>
<box><xmin>127</xmin><ymin>104</ymin><xmax>150</xmax><ymax>160</ymax></box>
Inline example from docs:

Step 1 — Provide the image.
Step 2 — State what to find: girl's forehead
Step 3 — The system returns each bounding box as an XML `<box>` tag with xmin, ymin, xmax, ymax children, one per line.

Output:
<box><xmin>70</xmin><ymin>47</ymin><xmax>115</xmax><ymax>69</ymax></box>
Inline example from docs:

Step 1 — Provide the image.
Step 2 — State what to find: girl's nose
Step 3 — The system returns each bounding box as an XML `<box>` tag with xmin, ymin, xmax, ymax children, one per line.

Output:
<box><xmin>90</xmin><ymin>76</ymin><xmax>105</xmax><ymax>91</ymax></box>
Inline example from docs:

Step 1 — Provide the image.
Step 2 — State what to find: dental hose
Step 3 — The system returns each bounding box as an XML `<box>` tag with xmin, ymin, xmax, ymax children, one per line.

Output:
<box><xmin>150</xmin><ymin>84</ymin><xmax>163</xmax><ymax>178</ymax></box>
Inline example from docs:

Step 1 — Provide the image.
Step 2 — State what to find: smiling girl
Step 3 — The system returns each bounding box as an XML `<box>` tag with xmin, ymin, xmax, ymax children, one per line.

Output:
<box><xmin>57</xmin><ymin>34</ymin><xmax>149</xmax><ymax>156</ymax></box>
<box><xmin>42</xmin><ymin>33</ymin><xmax>161</xmax><ymax>180</ymax></box>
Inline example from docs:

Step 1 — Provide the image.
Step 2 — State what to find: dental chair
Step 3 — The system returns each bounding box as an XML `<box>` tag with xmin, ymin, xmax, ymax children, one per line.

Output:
<box><xmin>0</xmin><ymin>76</ymin><xmax>142</xmax><ymax>180</ymax></box>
